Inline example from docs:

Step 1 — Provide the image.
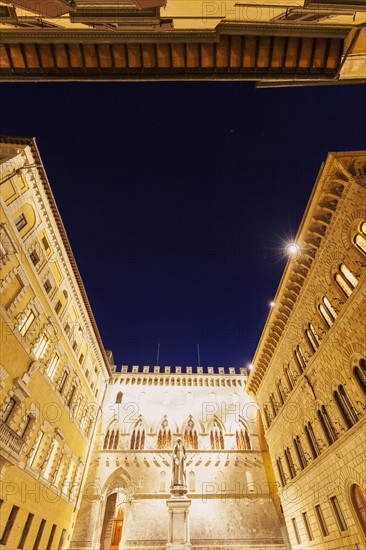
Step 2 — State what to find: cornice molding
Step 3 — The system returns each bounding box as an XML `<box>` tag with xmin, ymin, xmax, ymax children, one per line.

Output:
<box><xmin>0</xmin><ymin>29</ymin><xmax>219</xmax><ymax>44</ymax></box>
<box><xmin>0</xmin><ymin>136</ymin><xmax>112</xmax><ymax>378</ymax></box>
<box><xmin>0</xmin><ymin>22</ymin><xmax>352</xmax><ymax>44</ymax></box>
<box><xmin>219</xmin><ymin>22</ymin><xmax>352</xmax><ymax>38</ymax></box>
<box><xmin>247</xmin><ymin>151</ymin><xmax>366</xmax><ymax>395</ymax></box>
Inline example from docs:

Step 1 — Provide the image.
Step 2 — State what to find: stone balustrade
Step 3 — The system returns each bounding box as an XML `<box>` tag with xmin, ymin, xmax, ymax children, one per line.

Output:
<box><xmin>0</xmin><ymin>419</ymin><xmax>25</xmax><ymax>455</ymax></box>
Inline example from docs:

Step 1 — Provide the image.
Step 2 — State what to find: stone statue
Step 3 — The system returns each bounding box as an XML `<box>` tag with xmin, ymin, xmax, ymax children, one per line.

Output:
<box><xmin>171</xmin><ymin>437</ymin><xmax>186</xmax><ymax>487</ymax></box>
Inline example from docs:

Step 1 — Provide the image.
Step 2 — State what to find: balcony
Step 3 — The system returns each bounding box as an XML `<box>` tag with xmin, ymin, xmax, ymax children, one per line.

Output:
<box><xmin>0</xmin><ymin>420</ymin><xmax>25</xmax><ymax>457</ymax></box>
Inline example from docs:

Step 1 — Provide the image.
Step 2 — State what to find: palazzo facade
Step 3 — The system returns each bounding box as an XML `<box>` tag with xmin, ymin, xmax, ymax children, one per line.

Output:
<box><xmin>0</xmin><ymin>136</ymin><xmax>111</xmax><ymax>549</ymax></box>
<box><xmin>70</xmin><ymin>364</ymin><xmax>288</xmax><ymax>550</ymax></box>
<box><xmin>247</xmin><ymin>151</ymin><xmax>366</xmax><ymax>549</ymax></box>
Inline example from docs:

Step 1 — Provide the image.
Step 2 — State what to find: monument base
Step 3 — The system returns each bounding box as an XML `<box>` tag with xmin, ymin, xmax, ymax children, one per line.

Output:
<box><xmin>166</xmin><ymin>485</ymin><xmax>191</xmax><ymax>550</ymax></box>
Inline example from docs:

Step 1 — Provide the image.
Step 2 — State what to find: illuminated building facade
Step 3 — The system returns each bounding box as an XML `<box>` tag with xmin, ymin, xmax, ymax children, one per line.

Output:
<box><xmin>0</xmin><ymin>136</ymin><xmax>111</xmax><ymax>550</ymax></box>
<box><xmin>0</xmin><ymin>136</ymin><xmax>286</xmax><ymax>549</ymax></box>
<box><xmin>0</xmin><ymin>0</ymin><xmax>365</xmax><ymax>85</ymax></box>
<box><xmin>247</xmin><ymin>151</ymin><xmax>366</xmax><ymax>548</ymax></box>
<box><xmin>70</xmin><ymin>364</ymin><xmax>288</xmax><ymax>550</ymax></box>
<box><xmin>1</xmin><ymin>136</ymin><xmax>365</xmax><ymax>550</ymax></box>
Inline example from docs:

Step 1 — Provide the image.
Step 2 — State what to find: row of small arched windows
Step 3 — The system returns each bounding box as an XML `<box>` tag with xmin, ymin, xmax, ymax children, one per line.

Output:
<box><xmin>264</xmin><ymin>220</ymin><xmax>365</xmax><ymax>425</ymax></box>
<box><xmin>103</xmin><ymin>425</ymin><xmax>252</xmax><ymax>451</ymax></box>
<box><xmin>103</xmin><ymin>429</ymin><xmax>119</xmax><ymax>450</ymax></box>
<box><xmin>158</xmin><ymin>428</ymin><xmax>172</xmax><ymax>450</ymax></box>
<box><xmin>131</xmin><ymin>427</ymin><xmax>145</xmax><ymax>450</ymax></box>
<box><xmin>354</xmin><ymin>221</ymin><xmax>366</xmax><ymax>256</ymax></box>
<box><xmin>184</xmin><ymin>427</ymin><xmax>198</xmax><ymax>450</ymax></box>
<box><xmin>275</xmin><ymin>375</ymin><xmax>365</xmax><ymax>487</ymax></box>
<box><xmin>265</xmin><ymin>358</ymin><xmax>365</xmax><ymax>428</ymax></box>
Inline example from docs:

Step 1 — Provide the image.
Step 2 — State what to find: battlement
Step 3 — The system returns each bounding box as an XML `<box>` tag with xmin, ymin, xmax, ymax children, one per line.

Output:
<box><xmin>111</xmin><ymin>365</ymin><xmax>248</xmax><ymax>376</ymax></box>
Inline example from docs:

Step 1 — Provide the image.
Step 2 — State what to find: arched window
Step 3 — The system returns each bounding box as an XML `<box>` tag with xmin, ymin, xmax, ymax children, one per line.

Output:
<box><xmin>210</xmin><ymin>420</ymin><xmax>224</xmax><ymax>450</ymax></box>
<box><xmin>317</xmin><ymin>405</ymin><xmax>338</xmax><ymax>445</ymax></box>
<box><xmin>130</xmin><ymin>422</ymin><xmax>145</xmax><ymax>450</ymax></box>
<box><xmin>58</xmin><ymin>370</ymin><xmax>69</xmax><ymax>395</ymax></box>
<box><xmin>276</xmin><ymin>379</ymin><xmax>286</xmax><ymax>405</ymax></box>
<box><xmin>103</xmin><ymin>430</ymin><xmax>110</xmax><ymax>449</ymax></box>
<box><xmin>113</xmin><ymin>430</ymin><xmax>119</xmax><ymax>450</ymax></box>
<box><xmin>284</xmin><ymin>447</ymin><xmax>296</xmax><ymax>479</ymax></box>
<box><xmin>109</xmin><ymin>430</ymin><xmax>115</xmax><ymax>449</ymax></box>
<box><xmin>135</xmin><ymin>430</ymin><xmax>141</xmax><ymax>449</ymax></box>
<box><xmin>2</xmin><ymin>397</ymin><xmax>18</xmax><ymax>424</ymax></box>
<box><xmin>293</xmin><ymin>435</ymin><xmax>307</xmax><ymax>470</ymax></box>
<box><xmin>116</xmin><ymin>392</ymin><xmax>123</xmax><ymax>404</ymax></box>
<box><xmin>354</xmin><ymin>358</ymin><xmax>366</xmax><ymax>394</ymax></box>
<box><xmin>183</xmin><ymin>417</ymin><xmax>198</xmax><ymax>450</ymax></box>
<box><xmin>235</xmin><ymin>424</ymin><xmax>251</xmax><ymax>450</ymax></box>
<box><xmin>335</xmin><ymin>263</ymin><xmax>358</xmax><ymax>297</ymax></box>
<box><xmin>67</xmin><ymin>384</ymin><xmax>76</xmax><ymax>408</ymax></box>
<box><xmin>264</xmin><ymin>405</ymin><xmax>272</xmax><ymax>428</ymax></box>
<box><xmin>294</xmin><ymin>345</ymin><xmax>307</xmax><ymax>373</ymax></box>
<box><xmin>350</xmin><ymin>483</ymin><xmax>366</xmax><ymax>537</ymax></box>
<box><xmin>285</xmin><ymin>364</ymin><xmax>296</xmax><ymax>390</ymax></box>
<box><xmin>270</xmin><ymin>393</ymin><xmax>280</xmax><ymax>417</ymax></box>
<box><xmin>157</xmin><ymin>418</ymin><xmax>171</xmax><ymax>450</ymax></box>
<box><xmin>306</xmin><ymin>323</ymin><xmax>320</xmax><ymax>352</ymax></box>
<box><xmin>353</xmin><ymin>221</ymin><xmax>366</xmax><ymax>255</ymax></box>
<box><xmin>319</xmin><ymin>296</ymin><xmax>337</xmax><ymax>327</ymax></box>
<box><xmin>19</xmin><ymin>414</ymin><xmax>33</xmax><ymax>438</ymax></box>
<box><xmin>305</xmin><ymin>422</ymin><xmax>321</xmax><ymax>458</ymax></box>
<box><xmin>334</xmin><ymin>384</ymin><xmax>359</xmax><ymax>428</ymax></box>
<box><xmin>276</xmin><ymin>457</ymin><xmax>286</xmax><ymax>487</ymax></box>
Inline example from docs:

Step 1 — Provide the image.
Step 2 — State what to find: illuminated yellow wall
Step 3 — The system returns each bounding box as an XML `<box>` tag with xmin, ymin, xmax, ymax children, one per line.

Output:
<box><xmin>0</xmin><ymin>138</ymin><xmax>111</xmax><ymax>550</ymax></box>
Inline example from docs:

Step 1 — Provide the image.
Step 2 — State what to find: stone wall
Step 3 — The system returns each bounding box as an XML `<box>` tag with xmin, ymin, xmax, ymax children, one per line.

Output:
<box><xmin>248</xmin><ymin>152</ymin><xmax>366</xmax><ymax>549</ymax></box>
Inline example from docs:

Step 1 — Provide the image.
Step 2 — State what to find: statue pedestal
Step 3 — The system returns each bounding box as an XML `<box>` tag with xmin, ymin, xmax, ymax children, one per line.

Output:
<box><xmin>166</xmin><ymin>485</ymin><xmax>191</xmax><ymax>550</ymax></box>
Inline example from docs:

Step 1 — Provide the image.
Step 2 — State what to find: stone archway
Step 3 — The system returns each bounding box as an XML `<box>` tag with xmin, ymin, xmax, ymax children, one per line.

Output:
<box><xmin>350</xmin><ymin>483</ymin><xmax>366</xmax><ymax>539</ymax></box>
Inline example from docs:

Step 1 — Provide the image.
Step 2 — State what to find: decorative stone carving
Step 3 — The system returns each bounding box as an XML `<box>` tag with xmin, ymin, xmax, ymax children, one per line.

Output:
<box><xmin>171</xmin><ymin>438</ymin><xmax>186</xmax><ymax>492</ymax></box>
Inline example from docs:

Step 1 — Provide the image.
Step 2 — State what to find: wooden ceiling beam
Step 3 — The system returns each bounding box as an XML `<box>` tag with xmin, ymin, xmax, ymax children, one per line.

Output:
<box><xmin>0</xmin><ymin>34</ymin><xmax>343</xmax><ymax>79</ymax></box>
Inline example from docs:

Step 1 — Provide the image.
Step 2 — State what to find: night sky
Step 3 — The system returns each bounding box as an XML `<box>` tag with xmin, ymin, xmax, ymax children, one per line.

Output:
<box><xmin>1</xmin><ymin>83</ymin><xmax>365</xmax><ymax>369</ymax></box>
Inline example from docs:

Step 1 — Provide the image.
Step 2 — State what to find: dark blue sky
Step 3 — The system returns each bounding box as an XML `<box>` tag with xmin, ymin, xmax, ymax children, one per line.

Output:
<box><xmin>1</xmin><ymin>83</ymin><xmax>365</xmax><ymax>369</ymax></box>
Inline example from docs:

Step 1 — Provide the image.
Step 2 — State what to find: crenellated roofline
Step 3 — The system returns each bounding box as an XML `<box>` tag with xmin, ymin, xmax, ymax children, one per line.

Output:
<box><xmin>108</xmin><ymin>366</ymin><xmax>248</xmax><ymax>388</ymax></box>
<box><xmin>110</xmin><ymin>364</ymin><xmax>248</xmax><ymax>376</ymax></box>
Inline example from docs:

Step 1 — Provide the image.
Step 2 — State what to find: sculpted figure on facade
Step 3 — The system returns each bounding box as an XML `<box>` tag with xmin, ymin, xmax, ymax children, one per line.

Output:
<box><xmin>171</xmin><ymin>437</ymin><xmax>186</xmax><ymax>487</ymax></box>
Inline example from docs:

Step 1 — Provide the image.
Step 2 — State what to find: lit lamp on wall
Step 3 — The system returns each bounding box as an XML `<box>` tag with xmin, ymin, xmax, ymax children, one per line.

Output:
<box><xmin>285</xmin><ymin>241</ymin><xmax>302</xmax><ymax>259</ymax></box>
